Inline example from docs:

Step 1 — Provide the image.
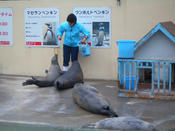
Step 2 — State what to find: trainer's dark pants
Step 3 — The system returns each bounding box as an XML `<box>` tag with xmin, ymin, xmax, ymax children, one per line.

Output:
<box><xmin>63</xmin><ymin>44</ymin><xmax>79</xmax><ymax>66</ymax></box>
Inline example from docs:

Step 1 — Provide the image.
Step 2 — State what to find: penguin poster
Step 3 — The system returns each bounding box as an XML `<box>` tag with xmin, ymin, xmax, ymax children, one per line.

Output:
<box><xmin>24</xmin><ymin>8</ymin><xmax>59</xmax><ymax>47</ymax></box>
<box><xmin>73</xmin><ymin>7</ymin><xmax>111</xmax><ymax>48</ymax></box>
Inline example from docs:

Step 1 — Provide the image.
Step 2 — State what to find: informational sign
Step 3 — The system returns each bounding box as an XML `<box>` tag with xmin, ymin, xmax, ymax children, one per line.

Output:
<box><xmin>0</xmin><ymin>8</ymin><xmax>13</xmax><ymax>46</ymax></box>
<box><xmin>73</xmin><ymin>7</ymin><xmax>111</xmax><ymax>48</ymax></box>
<box><xmin>24</xmin><ymin>8</ymin><xmax>59</xmax><ymax>47</ymax></box>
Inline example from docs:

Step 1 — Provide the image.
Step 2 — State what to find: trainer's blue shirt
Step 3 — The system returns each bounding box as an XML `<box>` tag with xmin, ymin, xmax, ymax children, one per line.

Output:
<box><xmin>57</xmin><ymin>22</ymin><xmax>90</xmax><ymax>47</ymax></box>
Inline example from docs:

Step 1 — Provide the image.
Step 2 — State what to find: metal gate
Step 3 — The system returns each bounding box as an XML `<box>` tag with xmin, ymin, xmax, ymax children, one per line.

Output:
<box><xmin>118</xmin><ymin>58</ymin><xmax>175</xmax><ymax>100</ymax></box>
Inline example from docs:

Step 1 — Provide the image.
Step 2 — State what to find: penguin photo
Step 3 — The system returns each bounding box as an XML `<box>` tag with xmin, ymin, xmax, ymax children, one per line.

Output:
<box><xmin>43</xmin><ymin>22</ymin><xmax>57</xmax><ymax>45</ymax></box>
<box><xmin>92</xmin><ymin>22</ymin><xmax>110</xmax><ymax>48</ymax></box>
<box><xmin>96</xmin><ymin>22</ymin><xmax>105</xmax><ymax>46</ymax></box>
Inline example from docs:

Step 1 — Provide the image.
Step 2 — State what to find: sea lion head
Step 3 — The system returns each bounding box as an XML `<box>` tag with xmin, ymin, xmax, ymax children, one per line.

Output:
<box><xmin>100</xmin><ymin>105</ymin><xmax>118</xmax><ymax>117</ymax></box>
<box><xmin>51</xmin><ymin>55</ymin><xmax>58</xmax><ymax>65</ymax></box>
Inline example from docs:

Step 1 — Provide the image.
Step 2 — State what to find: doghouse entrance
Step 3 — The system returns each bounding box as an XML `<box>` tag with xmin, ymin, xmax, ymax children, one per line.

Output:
<box><xmin>172</xmin><ymin>63</ymin><xmax>175</xmax><ymax>84</ymax></box>
<box><xmin>139</xmin><ymin>68</ymin><xmax>152</xmax><ymax>83</ymax></box>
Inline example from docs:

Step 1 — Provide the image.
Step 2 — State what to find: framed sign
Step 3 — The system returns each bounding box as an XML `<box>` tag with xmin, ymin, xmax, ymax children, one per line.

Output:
<box><xmin>24</xmin><ymin>8</ymin><xmax>59</xmax><ymax>47</ymax></box>
<box><xmin>73</xmin><ymin>7</ymin><xmax>111</xmax><ymax>48</ymax></box>
<box><xmin>0</xmin><ymin>8</ymin><xmax>13</xmax><ymax>46</ymax></box>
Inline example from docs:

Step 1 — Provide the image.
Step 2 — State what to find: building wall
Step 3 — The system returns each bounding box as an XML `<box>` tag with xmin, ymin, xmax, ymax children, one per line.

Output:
<box><xmin>0</xmin><ymin>0</ymin><xmax>175</xmax><ymax>80</ymax></box>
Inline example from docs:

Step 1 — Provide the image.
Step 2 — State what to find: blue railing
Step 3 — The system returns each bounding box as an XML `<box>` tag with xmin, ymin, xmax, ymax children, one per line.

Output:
<box><xmin>118</xmin><ymin>58</ymin><xmax>175</xmax><ymax>94</ymax></box>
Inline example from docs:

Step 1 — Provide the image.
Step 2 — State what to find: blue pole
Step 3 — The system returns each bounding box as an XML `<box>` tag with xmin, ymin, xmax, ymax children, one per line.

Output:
<box><xmin>118</xmin><ymin>61</ymin><xmax>121</xmax><ymax>83</ymax></box>
<box><xmin>124</xmin><ymin>62</ymin><xmax>126</xmax><ymax>90</ymax></box>
<box><xmin>169</xmin><ymin>63</ymin><xmax>172</xmax><ymax>92</ymax></box>
<box><xmin>157</xmin><ymin>62</ymin><xmax>160</xmax><ymax>91</ymax></box>
<box><xmin>135</xmin><ymin>62</ymin><xmax>137</xmax><ymax>91</ymax></box>
<box><xmin>129</xmin><ymin>62</ymin><xmax>132</xmax><ymax>90</ymax></box>
<box><xmin>163</xmin><ymin>63</ymin><xmax>166</xmax><ymax>92</ymax></box>
<box><xmin>151</xmin><ymin>62</ymin><xmax>155</xmax><ymax>93</ymax></box>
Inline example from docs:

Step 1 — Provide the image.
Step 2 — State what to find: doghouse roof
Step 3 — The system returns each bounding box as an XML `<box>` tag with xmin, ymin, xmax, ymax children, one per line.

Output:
<box><xmin>134</xmin><ymin>21</ymin><xmax>175</xmax><ymax>50</ymax></box>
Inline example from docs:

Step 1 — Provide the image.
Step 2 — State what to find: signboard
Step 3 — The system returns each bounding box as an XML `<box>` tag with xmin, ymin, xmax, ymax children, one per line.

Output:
<box><xmin>0</xmin><ymin>8</ymin><xmax>13</xmax><ymax>46</ymax></box>
<box><xmin>73</xmin><ymin>7</ymin><xmax>111</xmax><ymax>48</ymax></box>
<box><xmin>24</xmin><ymin>8</ymin><xmax>59</xmax><ymax>47</ymax></box>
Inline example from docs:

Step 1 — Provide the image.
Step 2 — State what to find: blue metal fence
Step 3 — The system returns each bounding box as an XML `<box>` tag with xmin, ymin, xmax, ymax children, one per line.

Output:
<box><xmin>118</xmin><ymin>59</ymin><xmax>175</xmax><ymax>96</ymax></box>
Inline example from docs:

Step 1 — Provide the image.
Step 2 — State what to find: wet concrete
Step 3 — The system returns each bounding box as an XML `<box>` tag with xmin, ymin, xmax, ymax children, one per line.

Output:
<box><xmin>0</xmin><ymin>75</ymin><xmax>175</xmax><ymax>130</ymax></box>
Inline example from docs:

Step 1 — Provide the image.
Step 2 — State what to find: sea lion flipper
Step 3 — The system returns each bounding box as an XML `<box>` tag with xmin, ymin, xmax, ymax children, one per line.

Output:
<box><xmin>31</xmin><ymin>76</ymin><xmax>37</xmax><ymax>80</ymax></box>
<box><xmin>22</xmin><ymin>79</ymin><xmax>36</xmax><ymax>86</ymax></box>
<box><xmin>60</xmin><ymin>71</ymin><xmax>66</xmax><ymax>75</ymax></box>
<box><xmin>81</xmin><ymin>123</ymin><xmax>96</xmax><ymax>129</ymax></box>
<box><xmin>22</xmin><ymin>82</ymin><xmax>27</xmax><ymax>86</ymax></box>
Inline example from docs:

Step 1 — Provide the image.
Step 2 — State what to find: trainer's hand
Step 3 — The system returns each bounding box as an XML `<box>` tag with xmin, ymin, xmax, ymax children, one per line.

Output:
<box><xmin>58</xmin><ymin>35</ymin><xmax>62</xmax><ymax>40</ymax></box>
<box><xmin>82</xmin><ymin>38</ymin><xmax>86</xmax><ymax>43</ymax></box>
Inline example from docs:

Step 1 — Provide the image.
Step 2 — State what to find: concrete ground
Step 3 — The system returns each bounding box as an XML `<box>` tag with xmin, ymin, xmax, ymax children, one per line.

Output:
<box><xmin>0</xmin><ymin>75</ymin><xmax>175</xmax><ymax>131</ymax></box>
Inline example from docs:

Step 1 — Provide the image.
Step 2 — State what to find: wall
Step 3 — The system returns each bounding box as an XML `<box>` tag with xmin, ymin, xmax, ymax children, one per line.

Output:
<box><xmin>0</xmin><ymin>0</ymin><xmax>175</xmax><ymax>80</ymax></box>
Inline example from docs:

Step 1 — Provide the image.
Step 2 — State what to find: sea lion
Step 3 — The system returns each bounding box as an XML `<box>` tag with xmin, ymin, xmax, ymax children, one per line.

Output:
<box><xmin>54</xmin><ymin>61</ymin><xmax>83</xmax><ymax>90</ymax></box>
<box><xmin>22</xmin><ymin>54</ymin><xmax>62</xmax><ymax>87</ymax></box>
<box><xmin>82</xmin><ymin>117</ymin><xmax>156</xmax><ymax>131</ymax></box>
<box><xmin>72</xmin><ymin>83</ymin><xmax>118</xmax><ymax>117</ymax></box>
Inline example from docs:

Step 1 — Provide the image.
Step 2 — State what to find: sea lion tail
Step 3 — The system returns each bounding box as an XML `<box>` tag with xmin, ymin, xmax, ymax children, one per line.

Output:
<box><xmin>81</xmin><ymin>123</ymin><xmax>96</xmax><ymax>129</ymax></box>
